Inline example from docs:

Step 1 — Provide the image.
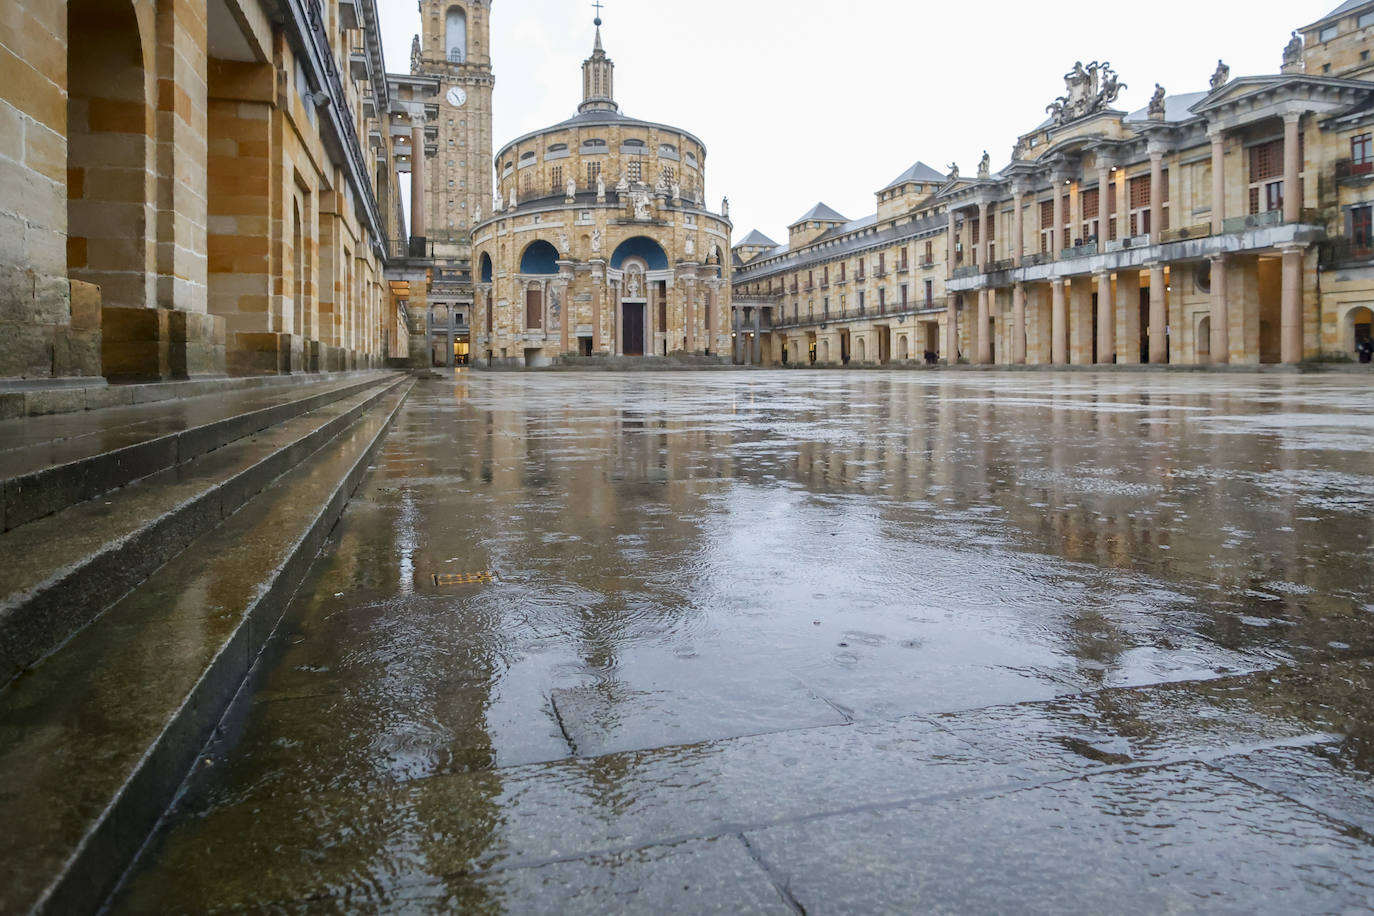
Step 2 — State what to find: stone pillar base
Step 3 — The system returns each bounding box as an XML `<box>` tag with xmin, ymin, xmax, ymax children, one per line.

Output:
<box><xmin>228</xmin><ymin>332</ymin><xmax>292</xmax><ymax>376</ymax></box>
<box><xmin>102</xmin><ymin>307</ymin><xmax>226</xmax><ymax>382</ymax></box>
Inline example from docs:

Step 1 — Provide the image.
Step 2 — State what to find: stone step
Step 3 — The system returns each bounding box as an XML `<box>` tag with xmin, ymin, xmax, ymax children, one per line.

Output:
<box><xmin>0</xmin><ymin>377</ymin><xmax>414</xmax><ymax>916</ymax></box>
<box><xmin>0</xmin><ymin>371</ymin><xmax>398</xmax><ymax>533</ymax></box>
<box><xmin>0</xmin><ymin>375</ymin><xmax>410</xmax><ymax>685</ymax></box>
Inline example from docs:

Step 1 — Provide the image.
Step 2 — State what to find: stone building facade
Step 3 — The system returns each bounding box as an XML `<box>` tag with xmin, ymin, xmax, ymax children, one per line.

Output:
<box><xmin>734</xmin><ymin>0</ymin><xmax>1374</xmax><ymax>367</ymax></box>
<box><xmin>0</xmin><ymin>0</ymin><xmax>411</xmax><ymax>381</ymax></box>
<box><xmin>472</xmin><ymin>21</ymin><xmax>732</xmax><ymax>367</ymax></box>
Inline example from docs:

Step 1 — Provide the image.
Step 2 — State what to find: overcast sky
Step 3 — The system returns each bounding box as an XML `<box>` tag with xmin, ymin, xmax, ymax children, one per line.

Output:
<box><xmin>377</xmin><ymin>0</ymin><xmax>1339</xmax><ymax>244</ymax></box>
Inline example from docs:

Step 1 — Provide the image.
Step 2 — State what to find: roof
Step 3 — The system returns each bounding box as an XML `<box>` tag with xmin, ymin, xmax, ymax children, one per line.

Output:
<box><xmin>791</xmin><ymin>202</ymin><xmax>849</xmax><ymax>226</ymax></box>
<box><xmin>1124</xmin><ymin>89</ymin><xmax>1209</xmax><ymax>124</ymax></box>
<box><xmin>735</xmin><ymin>229</ymin><xmax>780</xmax><ymax>249</ymax></box>
<box><xmin>735</xmin><ymin>211</ymin><xmax>946</xmax><ymax>281</ymax></box>
<box><xmin>880</xmin><ymin>161</ymin><xmax>947</xmax><ymax>191</ymax></box>
<box><xmin>1315</xmin><ymin>0</ymin><xmax>1372</xmax><ymax>24</ymax></box>
<box><xmin>496</xmin><ymin>108</ymin><xmax>708</xmax><ymax>161</ymax></box>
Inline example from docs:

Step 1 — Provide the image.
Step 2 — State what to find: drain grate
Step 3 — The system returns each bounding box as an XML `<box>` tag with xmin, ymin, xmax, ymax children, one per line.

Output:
<box><xmin>432</xmin><ymin>571</ymin><xmax>496</xmax><ymax>587</ymax></box>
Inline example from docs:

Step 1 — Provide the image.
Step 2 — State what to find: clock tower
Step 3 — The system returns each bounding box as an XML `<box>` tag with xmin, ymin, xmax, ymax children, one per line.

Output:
<box><xmin>411</xmin><ymin>0</ymin><xmax>494</xmax><ymax>257</ymax></box>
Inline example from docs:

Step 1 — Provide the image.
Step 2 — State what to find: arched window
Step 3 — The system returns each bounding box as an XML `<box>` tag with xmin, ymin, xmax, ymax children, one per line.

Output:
<box><xmin>659</xmin><ymin>143</ymin><xmax>678</xmax><ymax>157</ymax></box>
<box><xmin>446</xmin><ymin>7</ymin><xmax>467</xmax><ymax>63</ymax></box>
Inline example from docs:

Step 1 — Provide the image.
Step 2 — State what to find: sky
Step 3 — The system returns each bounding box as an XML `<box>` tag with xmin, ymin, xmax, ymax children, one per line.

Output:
<box><xmin>376</xmin><ymin>0</ymin><xmax>1341</xmax><ymax>246</ymax></box>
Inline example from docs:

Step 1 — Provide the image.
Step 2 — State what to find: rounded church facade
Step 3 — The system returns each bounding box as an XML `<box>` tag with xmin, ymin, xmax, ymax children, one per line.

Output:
<box><xmin>471</xmin><ymin>20</ymin><xmax>732</xmax><ymax>367</ymax></box>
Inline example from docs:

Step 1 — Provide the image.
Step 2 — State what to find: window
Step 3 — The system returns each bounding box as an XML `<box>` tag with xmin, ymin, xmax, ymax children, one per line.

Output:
<box><xmin>659</xmin><ymin>143</ymin><xmax>678</xmax><ymax>157</ymax></box>
<box><xmin>661</xmin><ymin>166</ymin><xmax>675</xmax><ymax>185</ymax></box>
<box><xmin>839</xmin><ymin>262</ymin><xmax>846</xmax><ymax>282</ymax></box>
<box><xmin>624</xmin><ymin>138</ymin><xmax>646</xmax><ymax>149</ymax></box>
<box><xmin>548</xmin><ymin>143</ymin><xmax>568</xmax><ymax>153</ymax></box>
<box><xmin>1353</xmin><ymin>133</ymin><xmax>1372</xmax><ymax>173</ymax></box>
<box><xmin>580</xmin><ymin>138</ymin><xmax>607</xmax><ymax>153</ymax></box>
<box><xmin>1353</xmin><ymin>205</ymin><xmax>1372</xmax><ymax>255</ymax></box>
<box><xmin>627</xmin><ymin>160</ymin><xmax>641</xmax><ymax>183</ymax></box>
<box><xmin>858</xmin><ymin>291</ymin><xmax>866</xmax><ymax>312</ymax></box>
<box><xmin>1321</xmin><ymin>24</ymin><xmax>1339</xmax><ymax>42</ymax></box>
<box><xmin>1362</xmin><ymin>10</ymin><xmax>1374</xmax><ymax>27</ymax></box>
<box><xmin>1249</xmin><ymin>139</ymin><xmax>1284</xmax><ymax>214</ymax></box>
<box><xmin>924</xmin><ymin>279</ymin><xmax>934</xmax><ymax>306</ymax></box>
<box><xmin>900</xmin><ymin>284</ymin><xmax>908</xmax><ymax>307</ymax></box>
<box><xmin>1129</xmin><ymin>175</ymin><xmax>1152</xmax><ymax>236</ymax></box>
<box><xmin>878</xmin><ymin>252</ymin><xmax>886</xmax><ymax>274</ymax></box>
<box><xmin>551</xmin><ymin>165</ymin><xmax>564</xmax><ymax>193</ymax></box>
<box><xmin>1081</xmin><ymin>187</ymin><xmax>1100</xmax><ymax>240</ymax></box>
<box><xmin>685</xmin><ymin>152</ymin><xmax>699</xmax><ymax>169</ymax></box>
<box><xmin>878</xmin><ymin>287</ymin><xmax>887</xmax><ymax>310</ymax></box>
<box><xmin>586</xmin><ymin>161</ymin><xmax>601</xmax><ymax>188</ymax></box>
<box><xmin>519</xmin><ymin>150</ymin><xmax>535</xmax><ymax>165</ymax></box>
<box><xmin>924</xmin><ymin>240</ymin><xmax>934</xmax><ymax>265</ymax></box>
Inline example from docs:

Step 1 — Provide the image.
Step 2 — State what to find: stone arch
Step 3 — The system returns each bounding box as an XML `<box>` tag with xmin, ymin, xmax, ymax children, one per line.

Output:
<box><xmin>611</xmin><ymin>236</ymin><xmax>669</xmax><ymax>271</ymax></box>
<box><xmin>855</xmin><ymin>337</ymin><xmax>867</xmax><ymax>362</ymax></box>
<box><xmin>519</xmin><ymin>240</ymin><xmax>559</xmax><ymax>275</ymax></box>
<box><xmin>1343</xmin><ymin>304</ymin><xmax>1374</xmax><ymax>356</ymax></box>
<box><xmin>67</xmin><ymin>0</ymin><xmax>153</xmax><ymax>311</ymax></box>
<box><xmin>896</xmin><ymin>333</ymin><xmax>910</xmax><ymax>361</ymax></box>
<box><xmin>445</xmin><ymin>6</ymin><xmax>467</xmax><ymax>63</ymax></box>
<box><xmin>479</xmin><ymin>251</ymin><xmax>493</xmax><ymax>284</ymax></box>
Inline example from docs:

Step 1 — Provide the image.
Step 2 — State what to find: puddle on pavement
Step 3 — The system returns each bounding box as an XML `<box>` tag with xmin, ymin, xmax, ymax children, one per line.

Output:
<box><xmin>112</xmin><ymin>371</ymin><xmax>1374</xmax><ymax>913</ymax></box>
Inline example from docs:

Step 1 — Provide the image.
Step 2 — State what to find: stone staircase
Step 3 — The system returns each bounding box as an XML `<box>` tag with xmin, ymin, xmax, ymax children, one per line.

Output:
<box><xmin>0</xmin><ymin>370</ymin><xmax>415</xmax><ymax>915</ymax></box>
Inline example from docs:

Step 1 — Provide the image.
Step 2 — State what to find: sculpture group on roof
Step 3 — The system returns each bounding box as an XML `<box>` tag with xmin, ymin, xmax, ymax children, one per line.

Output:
<box><xmin>1046</xmin><ymin>60</ymin><xmax>1126</xmax><ymax>126</ymax></box>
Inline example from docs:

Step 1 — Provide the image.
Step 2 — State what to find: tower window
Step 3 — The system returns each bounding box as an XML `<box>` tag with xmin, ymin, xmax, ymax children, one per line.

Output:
<box><xmin>586</xmin><ymin>161</ymin><xmax>601</xmax><ymax>188</ymax></box>
<box><xmin>551</xmin><ymin>165</ymin><xmax>564</xmax><ymax>193</ymax></box>
<box><xmin>446</xmin><ymin>7</ymin><xmax>467</xmax><ymax>62</ymax></box>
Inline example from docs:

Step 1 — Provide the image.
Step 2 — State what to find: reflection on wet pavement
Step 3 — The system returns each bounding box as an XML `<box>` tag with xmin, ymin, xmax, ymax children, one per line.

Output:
<box><xmin>114</xmin><ymin>371</ymin><xmax>1374</xmax><ymax>913</ymax></box>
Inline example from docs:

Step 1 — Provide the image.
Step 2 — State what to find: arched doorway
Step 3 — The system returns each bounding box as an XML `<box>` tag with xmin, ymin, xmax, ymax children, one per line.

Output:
<box><xmin>1346</xmin><ymin>305</ymin><xmax>1374</xmax><ymax>360</ymax></box>
<box><xmin>611</xmin><ymin>237</ymin><xmax>668</xmax><ymax>357</ymax></box>
<box><xmin>68</xmin><ymin>0</ymin><xmax>151</xmax><ymax>311</ymax></box>
<box><xmin>519</xmin><ymin>240</ymin><xmax>558</xmax><ymax>336</ymax></box>
<box><xmin>1197</xmin><ymin>315</ymin><xmax>1211</xmax><ymax>364</ymax></box>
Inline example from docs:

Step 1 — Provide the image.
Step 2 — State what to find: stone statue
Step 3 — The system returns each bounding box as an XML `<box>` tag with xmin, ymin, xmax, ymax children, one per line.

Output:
<box><xmin>671</xmin><ymin>181</ymin><xmax>681</xmax><ymax>202</ymax></box>
<box><xmin>591</xmin><ymin>228</ymin><xmax>602</xmax><ymax>253</ymax></box>
<box><xmin>474</xmin><ymin>204</ymin><xmax>481</xmax><ymax>223</ymax></box>
<box><xmin>627</xmin><ymin>271</ymin><xmax>642</xmax><ymax>298</ymax></box>
<box><xmin>410</xmin><ymin>34</ymin><xmax>422</xmax><ymax>73</ymax></box>
<box><xmin>1148</xmin><ymin>83</ymin><xmax>1167</xmax><ymax>119</ymax></box>
<box><xmin>1047</xmin><ymin>61</ymin><xmax>1126</xmax><ymax>125</ymax></box>
<box><xmin>566</xmin><ymin>178</ymin><xmax>577</xmax><ymax>201</ymax></box>
<box><xmin>557</xmin><ymin>232</ymin><xmax>569</xmax><ymax>255</ymax></box>
<box><xmin>722</xmin><ymin>196</ymin><xmax>730</xmax><ymax>218</ymax></box>
<box><xmin>1210</xmin><ymin>59</ymin><xmax>1230</xmax><ymax>91</ymax></box>
<box><xmin>1283</xmin><ymin>32</ymin><xmax>1303</xmax><ymax>71</ymax></box>
<box><xmin>494</xmin><ymin>190</ymin><xmax>503</xmax><ymax>213</ymax></box>
<box><xmin>597</xmin><ymin>172</ymin><xmax>606</xmax><ymax>202</ymax></box>
<box><xmin>508</xmin><ymin>187</ymin><xmax>517</xmax><ymax>209</ymax></box>
<box><xmin>685</xmin><ymin>235</ymin><xmax>695</xmax><ymax>257</ymax></box>
<box><xmin>947</xmin><ymin>162</ymin><xmax>960</xmax><ymax>180</ymax></box>
<box><xmin>977</xmin><ymin>151</ymin><xmax>991</xmax><ymax>179</ymax></box>
<box><xmin>616</xmin><ymin>174</ymin><xmax>630</xmax><ymax>194</ymax></box>
<box><xmin>631</xmin><ymin>188</ymin><xmax>653</xmax><ymax>221</ymax></box>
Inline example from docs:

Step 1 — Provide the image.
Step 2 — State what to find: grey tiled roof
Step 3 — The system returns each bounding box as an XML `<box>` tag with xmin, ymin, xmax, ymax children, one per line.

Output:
<box><xmin>1321</xmin><ymin>0</ymin><xmax>1370</xmax><ymax>21</ymax></box>
<box><xmin>735</xmin><ymin>212</ymin><xmax>945</xmax><ymax>282</ymax></box>
<box><xmin>791</xmin><ymin>202</ymin><xmax>848</xmax><ymax>225</ymax></box>
<box><xmin>1124</xmin><ymin>89</ymin><xmax>1209</xmax><ymax>124</ymax></box>
<box><xmin>735</xmin><ymin>230</ymin><xmax>780</xmax><ymax>248</ymax></box>
<box><xmin>881</xmin><ymin>161</ymin><xmax>947</xmax><ymax>190</ymax></box>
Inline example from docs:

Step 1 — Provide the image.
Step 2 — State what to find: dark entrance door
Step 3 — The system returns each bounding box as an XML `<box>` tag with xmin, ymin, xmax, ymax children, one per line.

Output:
<box><xmin>623</xmin><ymin>303</ymin><xmax>645</xmax><ymax>356</ymax></box>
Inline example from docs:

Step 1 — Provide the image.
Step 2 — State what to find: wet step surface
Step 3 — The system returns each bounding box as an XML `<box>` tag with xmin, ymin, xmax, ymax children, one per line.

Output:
<box><xmin>113</xmin><ymin>371</ymin><xmax>1374</xmax><ymax>913</ymax></box>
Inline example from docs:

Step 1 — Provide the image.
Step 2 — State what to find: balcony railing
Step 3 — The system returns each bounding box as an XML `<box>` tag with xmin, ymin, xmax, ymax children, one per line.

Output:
<box><xmin>1320</xmin><ymin>237</ymin><xmax>1374</xmax><ymax>267</ymax></box>
<box><xmin>772</xmin><ymin>298</ymin><xmax>951</xmax><ymax>329</ymax></box>
<box><xmin>1336</xmin><ymin>158</ymin><xmax>1374</xmax><ymax>181</ymax></box>
<box><xmin>1223</xmin><ymin>210</ymin><xmax>1282</xmax><ymax>233</ymax></box>
<box><xmin>1061</xmin><ymin>242</ymin><xmax>1098</xmax><ymax>261</ymax></box>
<box><xmin>951</xmin><ymin>264</ymin><xmax>982</xmax><ymax>279</ymax></box>
<box><xmin>987</xmin><ymin>258</ymin><xmax>1015</xmax><ymax>273</ymax></box>
<box><xmin>389</xmin><ymin>237</ymin><xmax>435</xmax><ymax>259</ymax></box>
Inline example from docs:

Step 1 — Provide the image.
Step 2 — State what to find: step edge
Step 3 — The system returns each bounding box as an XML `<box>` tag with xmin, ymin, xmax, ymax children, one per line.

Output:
<box><xmin>26</xmin><ymin>379</ymin><xmax>414</xmax><ymax>916</ymax></box>
<box><xmin>0</xmin><ymin>374</ymin><xmax>403</xmax><ymax>533</ymax></box>
<box><xmin>0</xmin><ymin>377</ymin><xmax>408</xmax><ymax>687</ymax></box>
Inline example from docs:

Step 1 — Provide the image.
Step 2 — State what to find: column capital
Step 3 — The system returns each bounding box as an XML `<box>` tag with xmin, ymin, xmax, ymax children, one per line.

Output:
<box><xmin>1277</xmin><ymin>242</ymin><xmax>1308</xmax><ymax>255</ymax></box>
<box><xmin>1208</xmin><ymin>124</ymin><xmax>1227</xmax><ymax>142</ymax></box>
<box><xmin>1282</xmin><ymin>110</ymin><xmax>1304</xmax><ymax>125</ymax></box>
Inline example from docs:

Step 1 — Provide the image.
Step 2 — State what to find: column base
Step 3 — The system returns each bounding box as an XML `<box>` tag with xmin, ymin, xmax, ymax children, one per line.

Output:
<box><xmin>102</xmin><ymin>307</ymin><xmax>227</xmax><ymax>382</ymax></box>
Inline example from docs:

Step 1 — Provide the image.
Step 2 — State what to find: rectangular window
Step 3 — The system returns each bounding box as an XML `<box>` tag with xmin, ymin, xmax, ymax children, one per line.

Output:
<box><xmin>1321</xmin><ymin>24</ymin><xmax>1339</xmax><ymax>42</ymax></box>
<box><xmin>658</xmin><ymin>282</ymin><xmax>667</xmax><ymax>331</ymax></box>
<box><xmin>858</xmin><ymin>291</ymin><xmax>866</xmax><ymax>312</ymax></box>
<box><xmin>661</xmin><ymin>166</ymin><xmax>674</xmax><ymax>185</ymax></box>
<box><xmin>1081</xmin><ymin>187</ymin><xmax>1099</xmax><ymax>240</ymax></box>
<box><xmin>900</xmin><ymin>284</ymin><xmax>908</xmax><ymax>306</ymax></box>
<box><xmin>924</xmin><ymin>240</ymin><xmax>933</xmax><ymax>265</ymax></box>
<box><xmin>1361</xmin><ymin>10</ymin><xmax>1374</xmax><ymax>27</ymax></box>
<box><xmin>879</xmin><ymin>287</ymin><xmax>887</xmax><ymax>309</ymax></box>
<box><xmin>924</xmin><ymin>279</ymin><xmax>933</xmax><ymax>306</ymax></box>
<box><xmin>1353</xmin><ymin>133</ymin><xmax>1373</xmax><ymax>172</ymax></box>
<box><xmin>551</xmin><ymin>165</ymin><xmax>564</xmax><ymax>194</ymax></box>
<box><xmin>627</xmin><ymin>160</ymin><xmax>642</xmax><ymax>183</ymax></box>
<box><xmin>823</xmin><ymin>296</ymin><xmax>830</xmax><ymax>316</ymax></box>
<box><xmin>1353</xmin><ymin>206</ymin><xmax>1372</xmax><ymax>254</ymax></box>
<box><xmin>1249</xmin><ymin>139</ymin><xmax>1287</xmax><ymax>215</ymax></box>
<box><xmin>586</xmin><ymin>161</ymin><xmax>601</xmax><ymax>188</ymax></box>
<box><xmin>839</xmin><ymin>262</ymin><xmax>846</xmax><ymax>281</ymax></box>
<box><xmin>878</xmin><ymin>252</ymin><xmax>887</xmax><ymax>273</ymax></box>
<box><xmin>856</xmin><ymin>260</ymin><xmax>865</xmax><ymax>280</ymax></box>
<box><xmin>822</xmin><ymin>265</ymin><xmax>829</xmax><ymax>285</ymax></box>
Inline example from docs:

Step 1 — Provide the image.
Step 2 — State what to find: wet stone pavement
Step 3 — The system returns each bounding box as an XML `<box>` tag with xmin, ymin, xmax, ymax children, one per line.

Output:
<box><xmin>113</xmin><ymin>371</ymin><xmax>1374</xmax><ymax>913</ymax></box>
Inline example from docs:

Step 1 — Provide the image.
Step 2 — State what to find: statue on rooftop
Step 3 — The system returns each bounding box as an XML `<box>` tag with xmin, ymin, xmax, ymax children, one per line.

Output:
<box><xmin>1283</xmin><ymin>32</ymin><xmax>1304</xmax><ymax>71</ymax></box>
<box><xmin>947</xmin><ymin>161</ymin><xmax>960</xmax><ymax>180</ymax></box>
<box><xmin>1148</xmin><ymin>84</ymin><xmax>1167</xmax><ymax>119</ymax></box>
<box><xmin>977</xmin><ymin>151</ymin><xmax>991</xmax><ymax>179</ymax></box>
<box><xmin>1211</xmin><ymin>59</ymin><xmax>1231</xmax><ymax>91</ymax></box>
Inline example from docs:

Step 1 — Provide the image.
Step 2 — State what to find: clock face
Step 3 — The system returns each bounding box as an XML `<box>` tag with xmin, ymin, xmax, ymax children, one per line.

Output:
<box><xmin>446</xmin><ymin>87</ymin><xmax>467</xmax><ymax>108</ymax></box>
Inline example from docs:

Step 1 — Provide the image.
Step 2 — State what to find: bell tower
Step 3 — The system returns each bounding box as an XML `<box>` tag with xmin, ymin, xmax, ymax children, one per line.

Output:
<box><xmin>413</xmin><ymin>1</ymin><xmax>494</xmax><ymax>255</ymax></box>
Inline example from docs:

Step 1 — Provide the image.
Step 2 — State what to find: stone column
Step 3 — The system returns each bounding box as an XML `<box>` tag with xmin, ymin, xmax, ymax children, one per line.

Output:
<box><xmin>977</xmin><ymin>200</ymin><xmax>989</xmax><ymax>267</ymax></box>
<box><xmin>1012</xmin><ymin>188</ymin><xmax>1025</xmax><ymax>267</ymax></box>
<box><xmin>1280</xmin><ymin>245</ymin><xmax>1304</xmax><ymax>363</ymax></box>
<box><xmin>1051</xmin><ymin>183</ymin><xmax>1062</xmax><ymax>258</ymax></box>
<box><xmin>753</xmin><ymin>306</ymin><xmax>763</xmax><ymax>365</ymax></box>
<box><xmin>411</xmin><ymin>120</ymin><xmax>426</xmax><ymax>240</ymax></box>
<box><xmin>1210</xmin><ymin>256</ymin><xmax>1229</xmax><ymax>363</ymax></box>
<box><xmin>1051</xmin><ymin>278</ymin><xmax>1067</xmax><ymax>364</ymax></box>
<box><xmin>946</xmin><ymin>295</ymin><xmax>959</xmax><ymax>365</ymax></box>
<box><xmin>977</xmin><ymin>287</ymin><xmax>992</xmax><ymax>364</ymax></box>
<box><xmin>1096</xmin><ymin>162</ymin><xmax>1111</xmax><ymax>244</ymax></box>
<box><xmin>590</xmin><ymin>261</ymin><xmax>604</xmax><ymax>352</ymax></box>
<box><xmin>1117</xmin><ymin>270</ymin><xmax>1141</xmax><ymax>364</ymax></box>
<box><xmin>947</xmin><ymin>207</ymin><xmax>957</xmax><ymax>268</ymax></box>
<box><xmin>1149</xmin><ymin>150</ymin><xmax>1164</xmax><ymax>246</ymax></box>
<box><xmin>733</xmin><ymin>308</ymin><xmax>743</xmax><ymax>364</ymax></box>
<box><xmin>1283</xmin><ymin>113</ymin><xmax>1303</xmax><ymax>224</ymax></box>
<box><xmin>1210</xmin><ymin>130</ymin><xmax>1226</xmax><ymax>234</ymax></box>
<box><xmin>1096</xmin><ymin>272</ymin><xmax>1114</xmax><ymax>363</ymax></box>
<box><xmin>1148</xmin><ymin>264</ymin><xmax>1167</xmax><ymax>364</ymax></box>
<box><xmin>1012</xmin><ymin>282</ymin><xmax>1027</xmax><ymax>364</ymax></box>
<box><xmin>685</xmin><ymin>276</ymin><xmax>697</xmax><ymax>352</ymax></box>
